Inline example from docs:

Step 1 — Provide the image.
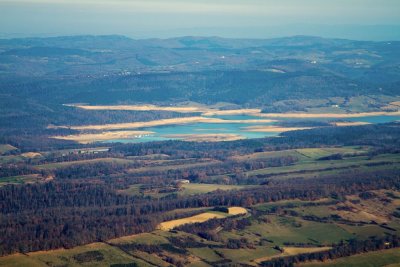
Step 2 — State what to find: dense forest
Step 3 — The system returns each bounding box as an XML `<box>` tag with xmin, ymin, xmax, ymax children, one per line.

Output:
<box><xmin>1</xmin><ymin>35</ymin><xmax>400</xmax><ymax>266</ymax></box>
<box><xmin>1</xmin><ymin>123</ymin><xmax>399</xmax><ymax>257</ymax></box>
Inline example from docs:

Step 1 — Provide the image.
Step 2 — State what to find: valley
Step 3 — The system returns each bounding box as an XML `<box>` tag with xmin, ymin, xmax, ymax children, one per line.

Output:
<box><xmin>0</xmin><ymin>35</ymin><xmax>399</xmax><ymax>267</ymax></box>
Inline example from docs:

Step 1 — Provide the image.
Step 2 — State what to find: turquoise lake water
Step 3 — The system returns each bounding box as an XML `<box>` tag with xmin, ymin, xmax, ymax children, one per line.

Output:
<box><xmin>105</xmin><ymin>115</ymin><xmax>400</xmax><ymax>143</ymax></box>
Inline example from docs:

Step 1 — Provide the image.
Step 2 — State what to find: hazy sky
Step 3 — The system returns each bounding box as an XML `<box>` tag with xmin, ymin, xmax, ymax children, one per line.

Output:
<box><xmin>0</xmin><ymin>0</ymin><xmax>399</xmax><ymax>39</ymax></box>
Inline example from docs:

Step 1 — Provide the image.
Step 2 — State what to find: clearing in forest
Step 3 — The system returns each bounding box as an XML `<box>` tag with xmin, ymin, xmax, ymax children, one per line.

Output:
<box><xmin>157</xmin><ymin>212</ymin><xmax>227</xmax><ymax>231</ymax></box>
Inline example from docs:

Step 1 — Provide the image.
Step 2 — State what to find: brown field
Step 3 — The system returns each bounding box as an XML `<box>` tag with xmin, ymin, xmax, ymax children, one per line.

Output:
<box><xmin>243</xmin><ymin>125</ymin><xmax>313</xmax><ymax>132</ymax></box>
<box><xmin>52</xmin><ymin>130</ymin><xmax>154</xmax><ymax>144</ymax></box>
<box><xmin>163</xmin><ymin>133</ymin><xmax>245</xmax><ymax>142</ymax></box>
<box><xmin>65</xmin><ymin>117</ymin><xmax>275</xmax><ymax>131</ymax></box>
<box><xmin>157</xmin><ymin>212</ymin><xmax>227</xmax><ymax>231</ymax></box>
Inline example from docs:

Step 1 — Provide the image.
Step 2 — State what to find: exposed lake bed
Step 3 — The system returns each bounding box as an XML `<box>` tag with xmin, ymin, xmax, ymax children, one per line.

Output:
<box><xmin>52</xmin><ymin>105</ymin><xmax>400</xmax><ymax>144</ymax></box>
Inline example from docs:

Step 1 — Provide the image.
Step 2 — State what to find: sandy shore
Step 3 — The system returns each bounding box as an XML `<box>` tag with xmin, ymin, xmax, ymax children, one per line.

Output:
<box><xmin>202</xmin><ymin>108</ymin><xmax>261</xmax><ymax>116</ymax></box>
<box><xmin>67</xmin><ymin>117</ymin><xmax>276</xmax><ymax>131</ymax></box>
<box><xmin>75</xmin><ymin>104</ymin><xmax>263</xmax><ymax>116</ymax></box>
<box><xmin>332</xmin><ymin>122</ymin><xmax>371</xmax><ymax>127</ymax></box>
<box><xmin>243</xmin><ymin>126</ymin><xmax>313</xmax><ymax>133</ymax></box>
<box><xmin>163</xmin><ymin>133</ymin><xmax>245</xmax><ymax>142</ymax></box>
<box><xmin>74</xmin><ymin>104</ymin><xmax>204</xmax><ymax>113</ymax></box>
<box><xmin>72</xmin><ymin>104</ymin><xmax>400</xmax><ymax>118</ymax></box>
<box><xmin>52</xmin><ymin>130</ymin><xmax>154</xmax><ymax>144</ymax></box>
<box><xmin>256</xmin><ymin>111</ymin><xmax>400</xmax><ymax>118</ymax></box>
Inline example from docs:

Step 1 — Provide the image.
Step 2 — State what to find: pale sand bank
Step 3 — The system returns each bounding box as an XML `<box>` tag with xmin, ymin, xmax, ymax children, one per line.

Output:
<box><xmin>333</xmin><ymin>121</ymin><xmax>371</xmax><ymax>127</ymax></box>
<box><xmin>75</xmin><ymin>104</ymin><xmax>204</xmax><ymax>113</ymax></box>
<box><xmin>163</xmin><ymin>133</ymin><xmax>245</xmax><ymax>142</ymax></box>
<box><xmin>75</xmin><ymin>104</ymin><xmax>262</xmax><ymax>116</ymax></box>
<box><xmin>202</xmin><ymin>108</ymin><xmax>261</xmax><ymax>116</ymax></box>
<box><xmin>66</xmin><ymin>117</ymin><xmax>276</xmax><ymax>131</ymax></box>
<box><xmin>52</xmin><ymin>131</ymin><xmax>154</xmax><ymax>144</ymax></box>
<box><xmin>257</xmin><ymin>111</ymin><xmax>400</xmax><ymax>118</ymax></box>
<box><xmin>72</xmin><ymin>104</ymin><xmax>400</xmax><ymax>118</ymax></box>
<box><xmin>244</xmin><ymin>126</ymin><xmax>313</xmax><ymax>133</ymax></box>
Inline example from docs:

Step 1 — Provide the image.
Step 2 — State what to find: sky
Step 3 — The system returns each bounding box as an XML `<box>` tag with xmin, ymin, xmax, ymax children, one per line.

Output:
<box><xmin>0</xmin><ymin>0</ymin><xmax>399</xmax><ymax>40</ymax></box>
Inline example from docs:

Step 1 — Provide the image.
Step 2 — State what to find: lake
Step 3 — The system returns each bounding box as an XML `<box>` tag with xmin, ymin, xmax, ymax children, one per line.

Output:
<box><xmin>105</xmin><ymin>114</ymin><xmax>400</xmax><ymax>143</ymax></box>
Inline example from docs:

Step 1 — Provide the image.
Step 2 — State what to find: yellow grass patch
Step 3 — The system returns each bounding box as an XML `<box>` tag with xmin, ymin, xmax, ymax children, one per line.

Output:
<box><xmin>228</xmin><ymin>207</ymin><xmax>248</xmax><ymax>215</ymax></box>
<box><xmin>21</xmin><ymin>152</ymin><xmax>42</xmax><ymax>158</ymax></box>
<box><xmin>157</xmin><ymin>212</ymin><xmax>226</xmax><ymax>231</ymax></box>
<box><xmin>243</xmin><ymin>126</ymin><xmax>313</xmax><ymax>132</ymax></box>
<box><xmin>52</xmin><ymin>130</ymin><xmax>154</xmax><ymax>144</ymax></box>
<box><xmin>163</xmin><ymin>133</ymin><xmax>245</xmax><ymax>142</ymax></box>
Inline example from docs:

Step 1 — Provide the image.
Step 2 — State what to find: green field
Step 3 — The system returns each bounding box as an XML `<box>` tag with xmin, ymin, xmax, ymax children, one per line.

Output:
<box><xmin>0</xmin><ymin>242</ymin><xmax>150</xmax><ymax>267</ymax></box>
<box><xmin>1</xmin><ymin>196</ymin><xmax>399</xmax><ymax>266</ymax></box>
<box><xmin>294</xmin><ymin>147</ymin><xmax>368</xmax><ymax>159</ymax></box>
<box><xmin>216</xmin><ymin>246</ymin><xmax>279</xmax><ymax>264</ymax></box>
<box><xmin>188</xmin><ymin>247</ymin><xmax>224</xmax><ymax>262</ymax></box>
<box><xmin>0</xmin><ymin>155</ymin><xmax>25</xmax><ymax>164</ymax></box>
<box><xmin>0</xmin><ymin>175</ymin><xmax>40</xmax><ymax>186</ymax></box>
<box><xmin>245</xmin><ymin>216</ymin><xmax>353</xmax><ymax>246</ymax></box>
<box><xmin>0</xmin><ymin>144</ymin><xmax>17</xmax><ymax>155</ymax></box>
<box><xmin>35</xmin><ymin>158</ymin><xmax>134</xmax><ymax>170</ymax></box>
<box><xmin>206</xmin><ymin>146</ymin><xmax>383</xmax><ymax>183</ymax></box>
<box><xmin>301</xmin><ymin>247</ymin><xmax>400</xmax><ymax>267</ymax></box>
<box><xmin>179</xmin><ymin>183</ymin><xmax>250</xmax><ymax>195</ymax></box>
<box><xmin>128</xmin><ymin>159</ymin><xmax>219</xmax><ymax>174</ymax></box>
<box><xmin>245</xmin><ymin>153</ymin><xmax>400</xmax><ymax>179</ymax></box>
<box><xmin>118</xmin><ymin>183</ymin><xmax>250</xmax><ymax>198</ymax></box>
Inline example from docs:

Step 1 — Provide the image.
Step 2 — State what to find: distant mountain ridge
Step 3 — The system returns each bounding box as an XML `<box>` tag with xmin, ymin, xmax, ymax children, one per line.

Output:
<box><xmin>0</xmin><ymin>35</ymin><xmax>398</xmax><ymax>109</ymax></box>
<box><xmin>0</xmin><ymin>34</ymin><xmax>399</xmax><ymax>144</ymax></box>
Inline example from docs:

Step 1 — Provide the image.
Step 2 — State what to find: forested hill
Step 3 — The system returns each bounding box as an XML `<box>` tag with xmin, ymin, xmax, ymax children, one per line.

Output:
<box><xmin>1</xmin><ymin>35</ymin><xmax>399</xmax><ymax>149</ymax></box>
<box><xmin>0</xmin><ymin>35</ymin><xmax>399</xmax><ymax>106</ymax></box>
